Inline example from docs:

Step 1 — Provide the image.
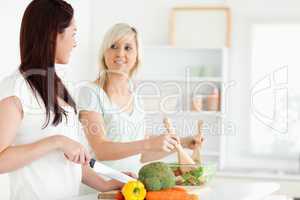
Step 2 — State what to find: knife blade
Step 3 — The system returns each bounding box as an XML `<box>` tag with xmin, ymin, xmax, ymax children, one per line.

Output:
<box><xmin>89</xmin><ymin>158</ymin><xmax>136</xmax><ymax>183</ymax></box>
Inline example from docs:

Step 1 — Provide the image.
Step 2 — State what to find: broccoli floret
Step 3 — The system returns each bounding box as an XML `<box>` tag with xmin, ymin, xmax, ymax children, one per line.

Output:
<box><xmin>190</xmin><ymin>167</ymin><xmax>203</xmax><ymax>178</ymax></box>
<box><xmin>138</xmin><ymin>162</ymin><xmax>176</xmax><ymax>191</ymax></box>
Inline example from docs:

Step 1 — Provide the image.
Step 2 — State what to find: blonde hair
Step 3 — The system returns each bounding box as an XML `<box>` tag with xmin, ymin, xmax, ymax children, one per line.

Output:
<box><xmin>96</xmin><ymin>23</ymin><xmax>142</xmax><ymax>88</ymax></box>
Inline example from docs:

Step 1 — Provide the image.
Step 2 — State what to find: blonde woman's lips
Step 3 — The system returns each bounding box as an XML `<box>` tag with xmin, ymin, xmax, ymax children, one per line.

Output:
<box><xmin>114</xmin><ymin>60</ymin><xmax>126</xmax><ymax>64</ymax></box>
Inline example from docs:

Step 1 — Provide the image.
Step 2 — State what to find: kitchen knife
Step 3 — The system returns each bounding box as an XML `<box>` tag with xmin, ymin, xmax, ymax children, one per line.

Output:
<box><xmin>89</xmin><ymin>158</ymin><xmax>136</xmax><ymax>183</ymax></box>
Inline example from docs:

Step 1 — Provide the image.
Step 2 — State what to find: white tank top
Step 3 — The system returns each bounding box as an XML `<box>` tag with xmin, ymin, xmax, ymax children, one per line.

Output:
<box><xmin>0</xmin><ymin>70</ymin><xmax>82</xmax><ymax>200</ymax></box>
<box><xmin>77</xmin><ymin>82</ymin><xmax>146</xmax><ymax>174</ymax></box>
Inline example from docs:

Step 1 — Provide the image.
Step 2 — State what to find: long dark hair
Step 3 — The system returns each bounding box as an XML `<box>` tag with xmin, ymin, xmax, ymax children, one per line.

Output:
<box><xmin>19</xmin><ymin>0</ymin><xmax>77</xmax><ymax>128</ymax></box>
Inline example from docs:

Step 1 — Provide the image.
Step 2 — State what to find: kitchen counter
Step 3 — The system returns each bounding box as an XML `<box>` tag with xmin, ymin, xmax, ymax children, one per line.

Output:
<box><xmin>217</xmin><ymin>170</ymin><xmax>300</xmax><ymax>182</ymax></box>
<box><xmin>66</xmin><ymin>182</ymin><xmax>280</xmax><ymax>200</ymax></box>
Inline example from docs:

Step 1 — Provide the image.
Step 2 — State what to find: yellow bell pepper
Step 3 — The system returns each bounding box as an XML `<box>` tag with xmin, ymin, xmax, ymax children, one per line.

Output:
<box><xmin>122</xmin><ymin>180</ymin><xmax>146</xmax><ymax>200</ymax></box>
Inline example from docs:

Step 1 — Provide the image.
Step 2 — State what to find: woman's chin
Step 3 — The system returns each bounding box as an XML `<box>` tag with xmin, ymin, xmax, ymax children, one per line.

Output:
<box><xmin>55</xmin><ymin>59</ymin><xmax>69</xmax><ymax>65</ymax></box>
<box><xmin>107</xmin><ymin>69</ymin><xmax>129</xmax><ymax>76</ymax></box>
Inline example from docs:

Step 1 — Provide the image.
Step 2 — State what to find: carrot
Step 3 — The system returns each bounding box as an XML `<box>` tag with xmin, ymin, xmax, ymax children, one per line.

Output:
<box><xmin>146</xmin><ymin>187</ymin><xmax>194</xmax><ymax>200</ymax></box>
<box><xmin>189</xmin><ymin>194</ymin><xmax>199</xmax><ymax>200</ymax></box>
<box><xmin>168</xmin><ymin>187</ymin><xmax>187</xmax><ymax>192</ymax></box>
<box><xmin>115</xmin><ymin>191</ymin><xmax>125</xmax><ymax>200</ymax></box>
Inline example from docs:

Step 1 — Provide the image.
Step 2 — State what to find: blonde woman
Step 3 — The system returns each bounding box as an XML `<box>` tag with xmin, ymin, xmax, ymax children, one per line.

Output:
<box><xmin>78</xmin><ymin>23</ymin><xmax>202</xmax><ymax>173</ymax></box>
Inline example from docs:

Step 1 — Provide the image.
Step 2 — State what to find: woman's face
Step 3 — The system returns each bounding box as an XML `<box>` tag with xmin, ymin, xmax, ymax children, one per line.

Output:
<box><xmin>104</xmin><ymin>33</ymin><xmax>137</xmax><ymax>76</ymax></box>
<box><xmin>55</xmin><ymin>18</ymin><xmax>77</xmax><ymax>64</ymax></box>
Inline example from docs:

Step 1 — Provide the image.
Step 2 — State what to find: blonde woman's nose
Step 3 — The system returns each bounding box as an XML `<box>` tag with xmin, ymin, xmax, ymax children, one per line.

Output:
<box><xmin>116</xmin><ymin>48</ymin><xmax>125</xmax><ymax>57</ymax></box>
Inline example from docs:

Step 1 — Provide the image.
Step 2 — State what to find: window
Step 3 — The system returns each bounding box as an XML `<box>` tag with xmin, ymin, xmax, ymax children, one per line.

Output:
<box><xmin>250</xmin><ymin>24</ymin><xmax>300</xmax><ymax>160</ymax></box>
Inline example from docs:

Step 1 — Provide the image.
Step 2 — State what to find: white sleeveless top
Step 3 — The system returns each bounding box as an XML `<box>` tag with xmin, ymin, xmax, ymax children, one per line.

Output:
<box><xmin>0</xmin><ymin>70</ymin><xmax>82</xmax><ymax>200</ymax></box>
<box><xmin>77</xmin><ymin>82</ymin><xmax>146</xmax><ymax>174</ymax></box>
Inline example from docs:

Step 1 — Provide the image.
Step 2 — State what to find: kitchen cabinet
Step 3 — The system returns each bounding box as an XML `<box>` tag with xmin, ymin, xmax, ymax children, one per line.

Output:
<box><xmin>136</xmin><ymin>46</ymin><xmax>229</xmax><ymax>169</ymax></box>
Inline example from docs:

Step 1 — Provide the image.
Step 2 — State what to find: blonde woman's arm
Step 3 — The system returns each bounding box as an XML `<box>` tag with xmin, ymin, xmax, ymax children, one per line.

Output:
<box><xmin>79</xmin><ymin>110</ymin><xmax>178</xmax><ymax>161</ymax></box>
<box><xmin>0</xmin><ymin>97</ymin><xmax>90</xmax><ymax>173</ymax></box>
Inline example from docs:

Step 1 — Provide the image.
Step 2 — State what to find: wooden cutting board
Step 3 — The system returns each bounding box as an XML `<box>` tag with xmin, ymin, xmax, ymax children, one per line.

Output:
<box><xmin>98</xmin><ymin>185</ymin><xmax>211</xmax><ymax>199</ymax></box>
<box><xmin>98</xmin><ymin>190</ymin><xmax>119</xmax><ymax>199</ymax></box>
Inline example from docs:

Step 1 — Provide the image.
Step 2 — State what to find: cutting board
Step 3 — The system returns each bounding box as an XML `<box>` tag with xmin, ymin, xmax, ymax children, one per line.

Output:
<box><xmin>98</xmin><ymin>185</ymin><xmax>211</xmax><ymax>199</ymax></box>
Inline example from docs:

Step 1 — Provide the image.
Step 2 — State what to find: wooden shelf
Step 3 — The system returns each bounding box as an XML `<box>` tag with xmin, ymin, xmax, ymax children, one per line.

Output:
<box><xmin>136</xmin><ymin>76</ymin><xmax>222</xmax><ymax>82</ymax></box>
<box><xmin>201</xmin><ymin>151</ymin><xmax>220</xmax><ymax>157</ymax></box>
<box><xmin>146</xmin><ymin>111</ymin><xmax>221</xmax><ymax>117</ymax></box>
<box><xmin>144</xmin><ymin>45</ymin><xmax>226</xmax><ymax>52</ymax></box>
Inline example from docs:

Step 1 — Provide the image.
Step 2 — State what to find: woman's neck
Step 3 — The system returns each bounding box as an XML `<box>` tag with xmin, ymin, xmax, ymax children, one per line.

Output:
<box><xmin>105</xmin><ymin>74</ymin><xmax>131</xmax><ymax>96</ymax></box>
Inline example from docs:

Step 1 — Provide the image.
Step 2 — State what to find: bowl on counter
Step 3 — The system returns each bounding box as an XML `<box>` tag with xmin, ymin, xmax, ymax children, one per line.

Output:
<box><xmin>167</xmin><ymin>163</ymin><xmax>217</xmax><ymax>186</ymax></box>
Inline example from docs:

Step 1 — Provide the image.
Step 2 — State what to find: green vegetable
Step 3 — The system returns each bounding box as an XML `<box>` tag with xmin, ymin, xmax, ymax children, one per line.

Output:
<box><xmin>182</xmin><ymin>167</ymin><xmax>204</xmax><ymax>185</ymax></box>
<box><xmin>190</xmin><ymin>167</ymin><xmax>203</xmax><ymax>178</ymax></box>
<box><xmin>138</xmin><ymin>162</ymin><xmax>176</xmax><ymax>191</ymax></box>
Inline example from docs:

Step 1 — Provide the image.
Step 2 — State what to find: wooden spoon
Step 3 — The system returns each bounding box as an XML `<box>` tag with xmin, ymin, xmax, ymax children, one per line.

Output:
<box><xmin>163</xmin><ymin>117</ymin><xmax>195</xmax><ymax>173</ymax></box>
<box><xmin>192</xmin><ymin>120</ymin><xmax>204</xmax><ymax>165</ymax></box>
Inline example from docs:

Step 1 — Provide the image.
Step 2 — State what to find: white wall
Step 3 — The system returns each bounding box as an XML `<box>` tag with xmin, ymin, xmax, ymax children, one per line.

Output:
<box><xmin>67</xmin><ymin>0</ymin><xmax>93</xmax><ymax>82</ymax></box>
<box><xmin>0</xmin><ymin>1</ymin><xmax>93</xmax><ymax>81</ymax></box>
<box><xmin>1</xmin><ymin>0</ymin><xmax>300</xmax><ymax>199</ymax></box>
<box><xmin>0</xmin><ymin>1</ymin><xmax>31</xmax><ymax>79</ymax></box>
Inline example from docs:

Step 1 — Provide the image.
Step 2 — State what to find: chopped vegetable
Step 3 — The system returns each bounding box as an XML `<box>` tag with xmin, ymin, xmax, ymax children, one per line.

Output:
<box><xmin>170</xmin><ymin>165</ymin><xmax>206</xmax><ymax>186</ymax></box>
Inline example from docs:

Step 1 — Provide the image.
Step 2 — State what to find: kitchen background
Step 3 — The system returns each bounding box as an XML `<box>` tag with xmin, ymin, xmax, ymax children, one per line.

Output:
<box><xmin>1</xmin><ymin>0</ymin><xmax>300</xmax><ymax>199</ymax></box>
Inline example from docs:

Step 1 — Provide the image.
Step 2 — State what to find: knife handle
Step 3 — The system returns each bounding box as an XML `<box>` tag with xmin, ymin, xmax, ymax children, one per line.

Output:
<box><xmin>89</xmin><ymin>158</ymin><xmax>96</xmax><ymax>168</ymax></box>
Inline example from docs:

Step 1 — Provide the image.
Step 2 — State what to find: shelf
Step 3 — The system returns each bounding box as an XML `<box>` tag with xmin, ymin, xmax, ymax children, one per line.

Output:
<box><xmin>185</xmin><ymin>111</ymin><xmax>222</xmax><ymax>116</ymax></box>
<box><xmin>144</xmin><ymin>45</ymin><xmax>227</xmax><ymax>52</ymax></box>
<box><xmin>136</xmin><ymin>76</ymin><xmax>223</xmax><ymax>82</ymax></box>
<box><xmin>201</xmin><ymin>151</ymin><xmax>220</xmax><ymax>157</ymax></box>
<box><xmin>140</xmin><ymin>45</ymin><xmax>225</xmax><ymax>81</ymax></box>
<box><xmin>146</xmin><ymin>111</ymin><xmax>221</xmax><ymax>117</ymax></box>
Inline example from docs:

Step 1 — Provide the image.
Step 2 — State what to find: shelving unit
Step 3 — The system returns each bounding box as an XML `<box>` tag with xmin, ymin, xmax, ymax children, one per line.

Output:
<box><xmin>146</xmin><ymin>111</ymin><xmax>222</xmax><ymax>117</ymax></box>
<box><xmin>137</xmin><ymin>45</ymin><xmax>228</xmax><ymax>169</ymax></box>
<box><xmin>138</xmin><ymin>76</ymin><xmax>223</xmax><ymax>82</ymax></box>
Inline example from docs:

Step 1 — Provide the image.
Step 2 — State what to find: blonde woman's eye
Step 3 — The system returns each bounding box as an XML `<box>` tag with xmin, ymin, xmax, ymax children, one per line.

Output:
<box><xmin>125</xmin><ymin>46</ymin><xmax>132</xmax><ymax>51</ymax></box>
<box><xmin>110</xmin><ymin>44</ymin><xmax>117</xmax><ymax>49</ymax></box>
